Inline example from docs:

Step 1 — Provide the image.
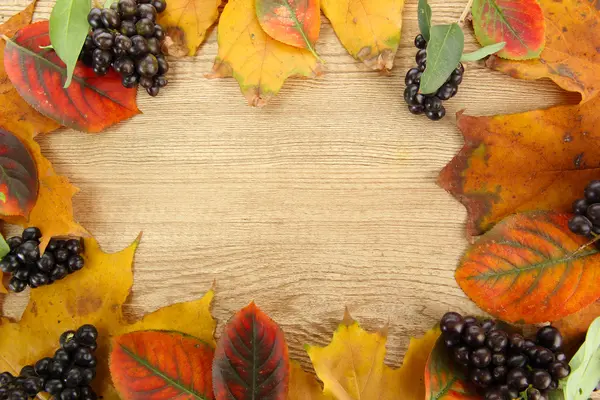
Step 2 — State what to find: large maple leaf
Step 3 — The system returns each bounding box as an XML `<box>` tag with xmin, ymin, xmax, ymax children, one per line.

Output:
<box><xmin>438</xmin><ymin>97</ymin><xmax>600</xmax><ymax>236</ymax></box>
<box><xmin>0</xmin><ymin>236</ymin><xmax>216</xmax><ymax>399</ymax></box>
<box><xmin>487</xmin><ymin>0</ymin><xmax>600</xmax><ymax>102</ymax></box>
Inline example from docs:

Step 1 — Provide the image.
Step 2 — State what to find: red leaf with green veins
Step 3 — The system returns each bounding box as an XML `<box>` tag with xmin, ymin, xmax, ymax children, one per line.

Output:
<box><xmin>212</xmin><ymin>302</ymin><xmax>290</xmax><ymax>400</ymax></box>
<box><xmin>0</xmin><ymin>129</ymin><xmax>38</xmax><ymax>218</ymax></box>
<box><xmin>110</xmin><ymin>330</ymin><xmax>215</xmax><ymax>400</ymax></box>
<box><xmin>255</xmin><ymin>0</ymin><xmax>321</xmax><ymax>57</ymax></box>
<box><xmin>4</xmin><ymin>21</ymin><xmax>140</xmax><ymax>133</ymax></box>
<box><xmin>425</xmin><ymin>335</ymin><xmax>479</xmax><ymax>400</ymax></box>
<box><xmin>472</xmin><ymin>0</ymin><xmax>545</xmax><ymax>60</ymax></box>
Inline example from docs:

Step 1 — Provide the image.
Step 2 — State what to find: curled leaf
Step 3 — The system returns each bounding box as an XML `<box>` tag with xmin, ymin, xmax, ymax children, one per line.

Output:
<box><xmin>212</xmin><ymin>302</ymin><xmax>290</xmax><ymax>400</ymax></box>
<box><xmin>420</xmin><ymin>24</ymin><xmax>464</xmax><ymax>94</ymax></box>
<box><xmin>4</xmin><ymin>21</ymin><xmax>140</xmax><ymax>132</ymax></box>
<box><xmin>461</xmin><ymin>42</ymin><xmax>505</xmax><ymax>62</ymax></box>
<box><xmin>110</xmin><ymin>331</ymin><xmax>214</xmax><ymax>400</ymax></box>
<box><xmin>456</xmin><ymin>212</ymin><xmax>600</xmax><ymax>324</ymax></box>
<box><xmin>256</xmin><ymin>0</ymin><xmax>321</xmax><ymax>58</ymax></box>
<box><xmin>472</xmin><ymin>0</ymin><xmax>545</xmax><ymax>60</ymax></box>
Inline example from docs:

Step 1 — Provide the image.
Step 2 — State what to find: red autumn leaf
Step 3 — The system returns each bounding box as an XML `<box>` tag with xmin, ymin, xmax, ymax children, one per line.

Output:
<box><xmin>4</xmin><ymin>21</ymin><xmax>140</xmax><ymax>133</ymax></box>
<box><xmin>456</xmin><ymin>212</ymin><xmax>600</xmax><ymax>324</ymax></box>
<box><xmin>212</xmin><ymin>302</ymin><xmax>290</xmax><ymax>400</ymax></box>
<box><xmin>110</xmin><ymin>330</ymin><xmax>215</xmax><ymax>400</ymax></box>
<box><xmin>255</xmin><ymin>0</ymin><xmax>321</xmax><ymax>56</ymax></box>
<box><xmin>472</xmin><ymin>0</ymin><xmax>545</xmax><ymax>60</ymax></box>
<box><xmin>0</xmin><ymin>129</ymin><xmax>38</xmax><ymax>218</ymax></box>
<box><xmin>424</xmin><ymin>334</ymin><xmax>479</xmax><ymax>400</ymax></box>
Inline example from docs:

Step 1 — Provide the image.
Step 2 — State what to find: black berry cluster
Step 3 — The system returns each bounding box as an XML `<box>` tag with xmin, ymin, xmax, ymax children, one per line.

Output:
<box><xmin>0</xmin><ymin>227</ymin><xmax>85</xmax><ymax>293</ymax></box>
<box><xmin>404</xmin><ymin>34</ymin><xmax>464</xmax><ymax>121</ymax></box>
<box><xmin>80</xmin><ymin>0</ymin><xmax>169</xmax><ymax>97</ymax></box>
<box><xmin>0</xmin><ymin>325</ymin><xmax>99</xmax><ymax>400</ymax></box>
<box><xmin>568</xmin><ymin>180</ymin><xmax>600</xmax><ymax>247</ymax></box>
<box><xmin>440</xmin><ymin>312</ymin><xmax>571</xmax><ymax>400</ymax></box>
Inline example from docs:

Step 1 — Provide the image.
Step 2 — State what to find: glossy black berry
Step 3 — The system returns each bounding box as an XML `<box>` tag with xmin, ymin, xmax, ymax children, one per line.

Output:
<box><xmin>492</xmin><ymin>352</ymin><xmax>506</xmax><ymax>366</ymax></box>
<box><xmin>93</xmin><ymin>48</ymin><xmax>112</xmax><ymax>68</ymax></box>
<box><xmin>137</xmin><ymin>4</ymin><xmax>158</xmax><ymax>21</ymax></box>
<box><xmin>55</xmin><ymin>248</ymin><xmax>70</xmax><ymax>263</ymax></box>
<box><xmin>536</xmin><ymin>326</ymin><xmax>563</xmax><ymax>352</ymax></box>
<box><xmin>136</xmin><ymin>18</ymin><xmax>155</xmax><ymax>37</ymax></box>
<box><xmin>138</xmin><ymin>54</ymin><xmax>159</xmax><ymax>77</ymax></box>
<box><xmin>555</xmin><ymin>352</ymin><xmax>567</xmax><ymax>362</ymax></box>
<box><xmin>570</xmin><ymin>215</ymin><xmax>594</xmax><ymax>236</ymax></box>
<box><xmin>22</xmin><ymin>376</ymin><xmax>44</xmax><ymax>395</ymax></box>
<box><xmin>533</xmin><ymin>347</ymin><xmax>555</xmax><ymax>367</ymax></box>
<box><xmin>44</xmin><ymin>379</ymin><xmax>64</xmax><ymax>395</ymax></box>
<box><xmin>64</xmin><ymin>367</ymin><xmax>83</xmax><ymax>388</ymax></box>
<box><xmin>139</xmin><ymin>75</ymin><xmax>154</xmax><ymax>89</ymax></box>
<box><xmin>470</xmin><ymin>368</ymin><xmax>493</xmax><ymax>388</ymax></box>
<box><xmin>119</xmin><ymin>0</ymin><xmax>138</xmax><ymax>18</ymax></box>
<box><xmin>29</xmin><ymin>272</ymin><xmax>49</xmax><ymax>288</ymax></box>
<box><xmin>13</xmin><ymin>266</ymin><xmax>30</xmax><ymax>281</ymax></box>
<box><xmin>154</xmin><ymin>24</ymin><xmax>165</xmax><ymax>40</ymax></box>
<box><xmin>404</xmin><ymin>84</ymin><xmax>419</xmax><ymax>105</ymax></box>
<box><xmin>87</xmin><ymin>8</ymin><xmax>103</xmax><ymax>29</ymax></box>
<box><xmin>573</xmin><ymin>198</ymin><xmax>589</xmax><ymax>215</ymax></box>
<box><xmin>60</xmin><ymin>387</ymin><xmax>81</xmax><ymax>400</ymax></box>
<box><xmin>484</xmin><ymin>388</ymin><xmax>503</xmax><ymax>400</ymax></box>
<box><xmin>153</xmin><ymin>0</ymin><xmax>167</xmax><ymax>13</ymax></box>
<box><xmin>80</xmin><ymin>386</ymin><xmax>98</xmax><ymax>400</ymax></box>
<box><xmin>17</xmin><ymin>240</ymin><xmax>40</xmax><ymax>263</ymax></box>
<box><xmin>115</xmin><ymin>34</ymin><xmax>133</xmax><ymax>52</ymax></box>
<box><xmin>93</xmin><ymin>31</ymin><xmax>114</xmax><ymax>50</ymax></box>
<box><xmin>424</xmin><ymin>96</ymin><xmax>442</xmax><ymax>112</ymax></box>
<box><xmin>414</xmin><ymin>34</ymin><xmax>427</xmax><ymax>49</ymax></box>
<box><xmin>101</xmin><ymin>8</ymin><xmax>121</xmax><ymax>29</ymax></box>
<box><xmin>0</xmin><ymin>372</ymin><xmax>13</xmax><ymax>386</ymax></box>
<box><xmin>506</xmin><ymin>353</ymin><xmax>527</xmax><ymax>369</ymax></box>
<box><xmin>155</xmin><ymin>75</ymin><xmax>168</xmax><ymax>88</ymax></box>
<box><xmin>585</xmin><ymin>180</ymin><xmax>600</xmax><ymax>203</ymax></box>
<box><xmin>120</xmin><ymin>20</ymin><xmax>137</xmax><ymax>36</ymax></box>
<box><xmin>114</xmin><ymin>57</ymin><xmax>136</xmax><ymax>76</ymax></box>
<box><xmin>587</xmin><ymin>203</ymin><xmax>600</xmax><ymax>224</ymax></box>
<box><xmin>6</xmin><ymin>236</ymin><xmax>23</xmax><ymax>250</ymax></box>
<box><xmin>49</xmin><ymin>360</ymin><xmax>67</xmax><ymax>378</ymax></box>
<box><xmin>471</xmin><ymin>347</ymin><xmax>492</xmax><ymax>368</ymax></box>
<box><xmin>147</xmin><ymin>85</ymin><xmax>160</xmax><ymax>97</ymax></box>
<box><xmin>416</xmin><ymin>49</ymin><xmax>427</xmax><ymax>66</ymax></box>
<box><xmin>441</xmin><ymin>316</ymin><xmax>464</xmax><ymax>338</ymax></box>
<box><xmin>453</xmin><ymin>345</ymin><xmax>470</xmax><ymax>366</ymax></box>
<box><xmin>425</xmin><ymin>107</ymin><xmax>445</xmax><ymax>121</ymax></box>
<box><xmin>130</xmin><ymin>35</ymin><xmax>150</xmax><ymax>56</ymax></box>
<box><xmin>68</xmin><ymin>255</ymin><xmax>85</xmax><ymax>272</ymax></box>
<box><xmin>499</xmin><ymin>385</ymin><xmax>519</xmax><ymax>400</ymax></box>
<box><xmin>54</xmin><ymin>348</ymin><xmax>70</xmax><ymax>363</ymax></box>
<box><xmin>34</xmin><ymin>357</ymin><xmax>53</xmax><ymax>377</ymax></box>
<box><xmin>486</xmin><ymin>330</ymin><xmax>508</xmax><ymax>352</ymax></box>
<box><xmin>147</xmin><ymin>37</ymin><xmax>161</xmax><ymax>55</ymax></box>
<box><xmin>449</xmin><ymin>70</ymin><xmax>463</xmax><ymax>85</ymax></box>
<box><xmin>50</xmin><ymin>264</ymin><xmax>69</xmax><ymax>281</ymax></box>
<box><xmin>532</xmin><ymin>369</ymin><xmax>552</xmax><ymax>390</ymax></box>
<box><xmin>9</xmin><ymin>389</ymin><xmax>27</xmax><ymax>400</ymax></box>
<box><xmin>549</xmin><ymin>361</ymin><xmax>570</xmax><ymax>380</ymax></box>
<box><xmin>37</xmin><ymin>252</ymin><xmax>55</xmax><ymax>273</ymax></box>
<box><xmin>436</xmin><ymin>83</ymin><xmax>456</xmax><ymax>100</ymax></box>
<box><xmin>156</xmin><ymin>54</ymin><xmax>169</xmax><ymax>74</ymax></box>
<box><xmin>528</xmin><ymin>387</ymin><xmax>546</xmax><ymax>400</ymax></box>
<box><xmin>407</xmin><ymin>105</ymin><xmax>423</xmax><ymax>115</ymax></box>
<box><xmin>492</xmin><ymin>365</ymin><xmax>507</xmax><ymax>382</ymax></box>
<box><xmin>405</xmin><ymin>68</ymin><xmax>421</xmax><ymax>86</ymax></box>
<box><xmin>22</xmin><ymin>227</ymin><xmax>42</xmax><ymax>241</ymax></box>
<box><xmin>74</xmin><ymin>347</ymin><xmax>95</xmax><ymax>367</ymax></box>
<box><xmin>1</xmin><ymin>254</ymin><xmax>21</xmax><ymax>273</ymax></box>
<box><xmin>8</xmin><ymin>277</ymin><xmax>27</xmax><ymax>292</ymax></box>
<box><xmin>76</xmin><ymin>324</ymin><xmax>99</xmax><ymax>346</ymax></box>
<box><xmin>463</xmin><ymin>325</ymin><xmax>486</xmax><ymax>347</ymax></box>
<box><xmin>507</xmin><ymin>367</ymin><xmax>529</xmax><ymax>391</ymax></box>
<box><xmin>122</xmin><ymin>74</ymin><xmax>139</xmax><ymax>88</ymax></box>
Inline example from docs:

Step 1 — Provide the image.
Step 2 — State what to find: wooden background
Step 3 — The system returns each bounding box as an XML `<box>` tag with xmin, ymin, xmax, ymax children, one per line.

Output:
<box><xmin>0</xmin><ymin>0</ymin><xmax>584</xmax><ymax>378</ymax></box>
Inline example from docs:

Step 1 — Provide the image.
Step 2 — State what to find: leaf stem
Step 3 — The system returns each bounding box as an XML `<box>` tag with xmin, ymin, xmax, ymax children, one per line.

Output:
<box><xmin>459</xmin><ymin>0</ymin><xmax>474</xmax><ymax>26</ymax></box>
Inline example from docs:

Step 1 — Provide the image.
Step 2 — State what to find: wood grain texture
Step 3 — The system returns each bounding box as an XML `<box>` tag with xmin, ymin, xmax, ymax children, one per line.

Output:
<box><xmin>0</xmin><ymin>0</ymin><xmax>590</xmax><ymax>385</ymax></box>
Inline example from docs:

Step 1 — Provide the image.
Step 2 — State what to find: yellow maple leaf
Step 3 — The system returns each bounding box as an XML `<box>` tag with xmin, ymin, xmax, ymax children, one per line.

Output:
<box><xmin>306</xmin><ymin>310</ymin><xmax>411</xmax><ymax>400</ymax></box>
<box><xmin>210</xmin><ymin>0</ymin><xmax>321</xmax><ymax>107</ymax></box>
<box><xmin>289</xmin><ymin>362</ymin><xmax>333</xmax><ymax>400</ymax></box>
<box><xmin>0</xmin><ymin>236</ymin><xmax>216</xmax><ymax>399</ymax></box>
<box><xmin>398</xmin><ymin>327</ymin><xmax>441</xmax><ymax>400</ymax></box>
<box><xmin>157</xmin><ymin>0</ymin><xmax>221</xmax><ymax>56</ymax></box>
<box><xmin>321</xmin><ymin>0</ymin><xmax>405</xmax><ymax>71</ymax></box>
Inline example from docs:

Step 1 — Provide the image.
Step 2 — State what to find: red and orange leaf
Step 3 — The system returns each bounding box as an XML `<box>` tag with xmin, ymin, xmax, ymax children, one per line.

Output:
<box><xmin>553</xmin><ymin>300</ymin><xmax>600</xmax><ymax>356</ymax></box>
<box><xmin>456</xmin><ymin>212</ymin><xmax>600</xmax><ymax>324</ymax></box>
<box><xmin>472</xmin><ymin>0</ymin><xmax>545</xmax><ymax>60</ymax></box>
<box><xmin>255</xmin><ymin>0</ymin><xmax>320</xmax><ymax>56</ymax></box>
<box><xmin>4</xmin><ymin>21</ymin><xmax>140</xmax><ymax>133</ymax></box>
<box><xmin>212</xmin><ymin>302</ymin><xmax>290</xmax><ymax>400</ymax></box>
<box><xmin>486</xmin><ymin>0</ymin><xmax>600</xmax><ymax>102</ymax></box>
<box><xmin>0</xmin><ymin>0</ymin><xmax>61</xmax><ymax>136</ymax></box>
<box><xmin>438</xmin><ymin>99</ymin><xmax>600</xmax><ymax>237</ymax></box>
<box><xmin>0</xmin><ymin>129</ymin><xmax>38</xmax><ymax>218</ymax></box>
<box><xmin>425</xmin><ymin>334</ymin><xmax>479</xmax><ymax>400</ymax></box>
<box><xmin>110</xmin><ymin>330</ymin><xmax>214</xmax><ymax>400</ymax></box>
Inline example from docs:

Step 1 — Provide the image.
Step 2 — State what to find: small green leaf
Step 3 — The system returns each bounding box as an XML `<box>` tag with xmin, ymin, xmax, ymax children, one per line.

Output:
<box><xmin>49</xmin><ymin>0</ymin><xmax>91</xmax><ymax>88</ymax></box>
<box><xmin>104</xmin><ymin>0</ymin><xmax>118</xmax><ymax>8</ymax></box>
<box><xmin>461</xmin><ymin>42</ymin><xmax>506</xmax><ymax>62</ymax></box>
<box><xmin>418</xmin><ymin>0</ymin><xmax>432</xmax><ymax>41</ymax></box>
<box><xmin>0</xmin><ymin>234</ymin><xmax>9</xmax><ymax>260</ymax></box>
<box><xmin>563</xmin><ymin>316</ymin><xmax>600</xmax><ymax>400</ymax></box>
<box><xmin>420</xmin><ymin>23</ymin><xmax>464</xmax><ymax>94</ymax></box>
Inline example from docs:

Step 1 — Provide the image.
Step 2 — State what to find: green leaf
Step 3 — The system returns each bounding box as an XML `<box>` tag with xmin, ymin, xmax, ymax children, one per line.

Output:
<box><xmin>420</xmin><ymin>23</ymin><xmax>464</xmax><ymax>94</ymax></box>
<box><xmin>563</xmin><ymin>316</ymin><xmax>600</xmax><ymax>400</ymax></box>
<box><xmin>461</xmin><ymin>42</ymin><xmax>506</xmax><ymax>62</ymax></box>
<box><xmin>0</xmin><ymin>234</ymin><xmax>9</xmax><ymax>260</ymax></box>
<box><xmin>49</xmin><ymin>0</ymin><xmax>91</xmax><ymax>88</ymax></box>
<box><xmin>418</xmin><ymin>0</ymin><xmax>432</xmax><ymax>41</ymax></box>
<box><xmin>104</xmin><ymin>0</ymin><xmax>118</xmax><ymax>8</ymax></box>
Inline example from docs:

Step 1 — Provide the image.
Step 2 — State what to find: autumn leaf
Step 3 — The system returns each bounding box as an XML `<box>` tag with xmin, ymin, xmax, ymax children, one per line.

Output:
<box><xmin>255</xmin><ymin>0</ymin><xmax>321</xmax><ymax>57</ymax></box>
<box><xmin>553</xmin><ymin>300</ymin><xmax>600</xmax><ymax>356</ymax></box>
<box><xmin>306</xmin><ymin>310</ymin><xmax>407</xmax><ymax>400</ymax></box>
<box><xmin>424</xmin><ymin>334</ymin><xmax>479</xmax><ymax>400</ymax></box>
<box><xmin>398</xmin><ymin>326</ymin><xmax>441</xmax><ymax>400</ymax></box>
<box><xmin>4</xmin><ymin>21</ymin><xmax>140</xmax><ymax>133</ymax></box>
<box><xmin>0</xmin><ymin>235</ymin><xmax>216</xmax><ymax>399</ymax></box>
<box><xmin>486</xmin><ymin>0</ymin><xmax>600</xmax><ymax>102</ymax></box>
<box><xmin>212</xmin><ymin>302</ymin><xmax>290</xmax><ymax>400</ymax></box>
<box><xmin>456</xmin><ymin>212</ymin><xmax>600</xmax><ymax>324</ymax></box>
<box><xmin>157</xmin><ymin>0</ymin><xmax>221</xmax><ymax>56</ymax></box>
<box><xmin>289</xmin><ymin>362</ymin><xmax>331</xmax><ymax>400</ymax></box>
<box><xmin>110</xmin><ymin>330</ymin><xmax>214</xmax><ymax>400</ymax></box>
<box><xmin>0</xmin><ymin>0</ymin><xmax>61</xmax><ymax>136</ymax></box>
<box><xmin>471</xmin><ymin>0</ymin><xmax>545</xmax><ymax>60</ymax></box>
<box><xmin>0</xmin><ymin>129</ymin><xmax>38</xmax><ymax>219</ymax></box>
<box><xmin>210</xmin><ymin>0</ymin><xmax>320</xmax><ymax>107</ymax></box>
<box><xmin>320</xmin><ymin>0</ymin><xmax>404</xmax><ymax>71</ymax></box>
<box><xmin>438</xmin><ymin>98</ymin><xmax>600</xmax><ymax>236</ymax></box>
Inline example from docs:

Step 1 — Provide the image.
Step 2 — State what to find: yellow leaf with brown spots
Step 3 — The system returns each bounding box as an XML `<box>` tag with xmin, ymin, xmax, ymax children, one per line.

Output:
<box><xmin>321</xmin><ymin>0</ymin><xmax>405</xmax><ymax>71</ymax></box>
<box><xmin>487</xmin><ymin>0</ymin><xmax>600</xmax><ymax>102</ymax></box>
<box><xmin>0</xmin><ymin>0</ymin><xmax>61</xmax><ymax>136</ymax></box>
<box><xmin>0</xmin><ymin>236</ymin><xmax>216</xmax><ymax>399</ymax></box>
<box><xmin>306</xmin><ymin>310</ymin><xmax>411</xmax><ymax>400</ymax></box>
<box><xmin>157</xmin><ymin>0</ymin><xmax>221</xmax><ymax>56</ymax></box>
<box><xmin>210</xmin><ymin>0</ymin><xmax>320</xmax><ymax>107</ymax></box>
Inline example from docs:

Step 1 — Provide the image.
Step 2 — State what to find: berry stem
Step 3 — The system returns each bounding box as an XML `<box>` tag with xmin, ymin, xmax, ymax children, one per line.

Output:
<box><xmin>459</xmin><ymin>0</ymin><xmax>474</xmax><ymax>26</ymax></box>
<box><xmin>567</xmin><ymin>234</ymin><xmax>600</xmax><ymax>259</ymax></box>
